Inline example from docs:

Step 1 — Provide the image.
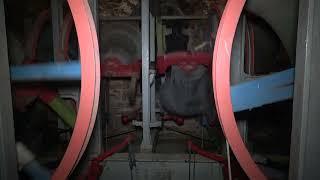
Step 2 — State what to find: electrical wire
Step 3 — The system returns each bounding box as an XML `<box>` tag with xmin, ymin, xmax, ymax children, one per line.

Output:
<box><xmin>226</xmin><ymin>140</ymin><xmax>232</xmax><ymax>180</ymax></box>
<box><xmin>164</xmin><ymin>125</ymin><xmax>216</xmax><ymax>144</ymax></box>
<box><xmin>105</xmin><ymin>129</ymin><xmax>137</xmax><ymax>139</ymax></box>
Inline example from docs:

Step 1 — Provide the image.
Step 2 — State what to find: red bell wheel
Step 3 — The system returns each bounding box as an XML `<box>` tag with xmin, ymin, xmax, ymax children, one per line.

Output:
<box><xmin>212</xmin><ymin>0</ymin><xmax>266</xmax><ymax>179</ymax></box>
<box><xmin>51</xmin><ymin>0</ymin><xmax>100</xmax><ymax>179</ymax></box>
<box><xmin>25</xmin><ymin>9</ymin><xmax>50</xmax><ymax>63</ymax></box>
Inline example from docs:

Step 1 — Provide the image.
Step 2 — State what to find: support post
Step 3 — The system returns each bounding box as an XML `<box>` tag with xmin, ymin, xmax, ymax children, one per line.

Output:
<box><xmin>51</xmin><ymin>0</ymin><xmax>67</xmax><ymax>142</ymax></box>
<box><xmin>289</xmin><ymin>0</ymin><xmax>320</xmax><ymax>179</ymax></box>
<box><xmin>51</xmin><ymin>0</ymin><xmax>64</xmax><ymax>61</ymax></box>
<box><xmin>150</xmin><ymin>7</ymin><xmax>157</xmax><ymax>124</ymax></box>
<box><xmin>87</xmin><ymin>0</ymin><xmax>104</xmax><ymax>157</ymax></box>
<box><xmin>141</xmin><ymin>0</ymin><xmax>152</xmax><ymax>151</ymax></box>
<box><xmin>0</xmin><ymin>0</ymin><xmax>19</xmax><ymax>179</ymax></box>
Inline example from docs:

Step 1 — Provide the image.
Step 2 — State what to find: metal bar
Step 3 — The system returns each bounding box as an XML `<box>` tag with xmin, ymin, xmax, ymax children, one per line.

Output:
<box><xmin>226</xmin><ymin>141</ymin><xmax>232</xmax><ymax>180</ymax></box>
<box><xmin>51</xmin><ymin>0</ymin><xmax>67</xmax><ymax>161</ymax></box>
<box><xmin>87</xmin><ymin>0</ymin><xmax>104</xmax><ymax>158</ymax></box>
<box><xmin>160</xmin><ymin>16</ymin><xmax>207</xmax><ymax>20</ymax></box>
<box><xmin>231</xmin><ymin>68</ymin><xmax>294</xmax><ymax>112</ymax></box>
<box><xmin>10</xmin><ymin>63</ymin><xmax>294</xmax><ymax>111</ymax></box>
<box><xmin>0</xmin><ymin>0</ymin><xmax>19</xmax><ymax>179</ymax></box>
<box><xmin>100</xmin><ymin>16</ymin><xmax>141</xmax><ymax>21</ymax></box>
<box><xmin>289</xmin><ymin>0</ymin><xmax>320</xmax><ymax>179</ymax></box>
<box><xmin>132</xmin><ymin>121</ymin><xmax>162</xmax><ymax>128</ymax></box>
<box><xmin>141</xmin><ymin>0</ymin><xmax>152</xmax><ymax>150</ymax></box>
<box><xmin>150</xmin><ymin>11</ymin><xmax>157</xmax><ymax>123</ymax></box>
<box><xmin>10</xmin><ymin>62</ymin><xmax>81</xmax><ymax>81</ymax></box>
<box><xmin>156</xmin><ymin>19</ymin><xmax>165</xmax><ymax>55</ymax></box>
<box><xmin>233</xmin><ymin>85</ymin><xmax>293</xmax><ymax>112</ymax></box>
<box><xmin>89</xmin><ymin>0</ymin><xmax>98</xmax><ymax>24</ymax></box>
<box><xmin>230</xmin><ymin>16</ymin><xmax>247</xmax><ymax>85</ymax></box>
<box><xmin>51</xmin><ymin>0</ymin><xmax>64</xmax><ymax>62</ymax></box>
<box><xmin>99</xmin><ymin>16</ymin><xmax>208</xmax><ymax>21</ymax></box>
<box><xmin>234</xmin><ymin>16</ymin><xmax>248</xmax><ymax>145</ymax></box>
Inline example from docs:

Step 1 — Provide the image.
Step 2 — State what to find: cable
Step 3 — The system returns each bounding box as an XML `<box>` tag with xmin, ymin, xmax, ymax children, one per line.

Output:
<box><xmin>164</xmin><ymin>125</ymin><xmax>216</xmax><ymax>144</ymax></box>
<box><xmin>226</xmin><ymin>140</ymin><xmax>232</xmax><ymax>180</ymax></box>
<box><xmin>106</xmin><ymin>129</ymin><xmax>137</xmax><ymax>139</ymax></box>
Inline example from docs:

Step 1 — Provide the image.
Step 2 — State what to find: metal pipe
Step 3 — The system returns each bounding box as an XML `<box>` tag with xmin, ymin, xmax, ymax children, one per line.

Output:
<box><xmin>141</xmin><ymin>0</ymin><xmax>152</xmax><ymax>150</ymax></box>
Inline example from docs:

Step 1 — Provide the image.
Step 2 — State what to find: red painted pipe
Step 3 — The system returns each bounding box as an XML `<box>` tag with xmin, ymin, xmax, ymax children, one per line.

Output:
<box><xmin>211</xmin><ymin>0</ymin><xmax>266</xmax><ymax>179</ymax></box>
<box><xmin>85</xmin><ymin>135</ymin><xmax>134</xmax><ymax>180</ymax></box>
<box><xmin>156</xmin><ymin>52</ymin><xmax>212</xmax><ymax>75</ymax></box>
<box><xmin>187</xmin><ymin>140</ymin><xmax>228</xmax><ymax>179</ymax></box>
<box><xmin>188</xmin><ymin>141</ymin><xmax>225</xmax><ymax>163</ymax></box>
<box><xmin>101</xmin><ymin>57</ymin><xmax>141</xmax><ymax>77</ymax></box>
<box><xmin>162</xmin><ymin>115</ymin><xmax>185</xmax><ymax>126</ymax></box>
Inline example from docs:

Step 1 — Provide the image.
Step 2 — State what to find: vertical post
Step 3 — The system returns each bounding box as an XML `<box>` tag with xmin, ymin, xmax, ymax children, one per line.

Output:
<box><xmin>87</xmin><ymin>0</ymin><xmax>104</xmax><ymax>156</ymax></box>
<box><xmin>150</xmin><ymin>9</ymin><xmax>156</xmax><ymax>123</ymax></box>
<box><xmin>226</xmin><ymin>141</ymin><xmax>233</xmax><ymax>180</ymax></box>
<box><xmin>230</xmin><ymin>16</ymin><xmax>249</xmax><ymax>145</ymax></box>
<box><xmin>289</xmin><ymin>0</ymin><xmax>320</xmax><ymax>179</ymax></box>
<box><xmin>88</xmin><ymin>0</ymin><xmax>99</xmax><ymax>27</ymax></box>
<box><xmin>51</xmin><ymin>0</ymin><xmax>68</xmax><ymax>141</ymax></box>
<box><xmin>156</xmin><ymin>20</ymin><xmax>165</xmax><ymax>55</ymax></box>
<box><xmin>0</xmin><ymin>0</ymin><xmax>19</xmax><ymax>179</ymax></box>
<box><xmin>51</xmin><ymin>0</ymin><xmax>64</xmax><ymax>61</ymax></box>
<box><xmin>141</xmin><ymin>0</ymin><xmax>152</xmax><ymax>150</ymax></box>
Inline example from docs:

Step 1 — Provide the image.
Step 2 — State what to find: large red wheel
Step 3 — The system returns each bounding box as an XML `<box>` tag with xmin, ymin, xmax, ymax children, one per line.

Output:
<box><xmin>52</xmin><ymin>0</ymin><xmax>100</xmax><ymax>179</ymax></box>
<box><xmin>212</xmin><ymin>0</ymin><xmax>266</xmax><ymax>179</ymax></box>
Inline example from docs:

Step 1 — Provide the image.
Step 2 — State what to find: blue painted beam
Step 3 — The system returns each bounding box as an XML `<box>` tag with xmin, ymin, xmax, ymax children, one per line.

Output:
<box><xmin>231</xmin><ymin>68</ymin><xmax>295</xmax><ymax>112</ymax></box>
<box><xmin>10</xmin><ymin>63</ymin><xmax>294</xmax><ymax>111</ymax></box>
<box><xmin>10</xmin><ymin>62</ymin><xmax>81</xmax><ymax>81</ymax></box>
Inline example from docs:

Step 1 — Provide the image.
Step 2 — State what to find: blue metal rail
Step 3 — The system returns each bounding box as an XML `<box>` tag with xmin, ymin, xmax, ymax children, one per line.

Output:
<box><xmin>231</xmin><ymin>68</ymin><xmax>294</xmax><ymax>112</ymax></box>
<box><xmin>10</xmin><ymin>63</ymin><xmax>294</xmax><ymax>111</ymax></box>
<box><xmin>10</xmin><ymin>62</ymin><xmax>81</xmax><ymax>81</ymax></box>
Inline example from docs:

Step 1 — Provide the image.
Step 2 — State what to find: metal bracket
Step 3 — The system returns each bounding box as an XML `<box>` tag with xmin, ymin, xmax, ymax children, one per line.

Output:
<box><xmin>132</xmin><ymin>120</ymin><xmax>162</xmax><ymax>128</ymax></box>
